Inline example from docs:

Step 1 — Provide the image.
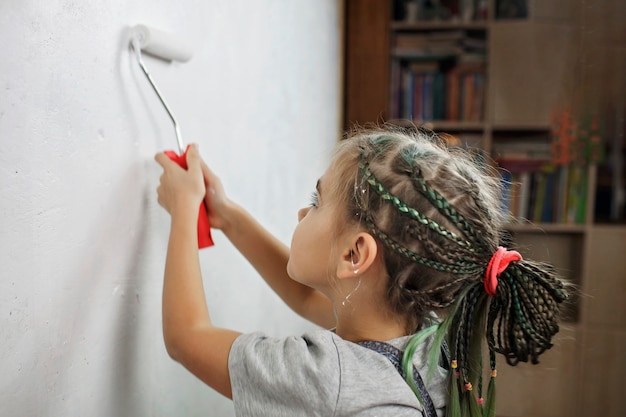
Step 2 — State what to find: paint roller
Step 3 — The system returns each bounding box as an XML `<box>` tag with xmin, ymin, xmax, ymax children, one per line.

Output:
<box><xmin>130</xmin><ymin>24</ymin><xmax>213</xmax><ymax>248</ymax></box>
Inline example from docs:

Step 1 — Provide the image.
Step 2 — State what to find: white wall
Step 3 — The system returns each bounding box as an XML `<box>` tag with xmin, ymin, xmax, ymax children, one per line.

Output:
<box><xmin>0</xmin><ymin>1</ymin><xmax>341</xmax><ymax>416</ymax></box>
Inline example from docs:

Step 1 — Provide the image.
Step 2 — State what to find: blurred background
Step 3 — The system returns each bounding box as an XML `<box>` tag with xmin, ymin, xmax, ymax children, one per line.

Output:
<box><xmin>344</xmin><ymin>1</ymin><xmax>625</xmax><ymax>416</ymax></box>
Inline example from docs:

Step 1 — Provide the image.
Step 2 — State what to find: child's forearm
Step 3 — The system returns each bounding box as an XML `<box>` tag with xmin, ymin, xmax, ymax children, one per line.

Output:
<box><xmin>162</xmin><ymin>203</ymin><xmax>211</xmax><ymax>354</ymax></box>
<box><xmin>161</xmin><ymin>203</ymin><xmax>240</xmax><ymax>398</ymax></box>
<box><xmin>221</xmin><ymin>203</ymin><xmax>336</xmax><ymax>328</ymax></box>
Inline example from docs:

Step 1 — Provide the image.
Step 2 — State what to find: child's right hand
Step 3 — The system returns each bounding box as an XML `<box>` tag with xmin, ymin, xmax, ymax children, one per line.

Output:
<box><xmin>199</xmin><ymin>160</ymin><xmax>236</xmax><ymax>232</ymax></box>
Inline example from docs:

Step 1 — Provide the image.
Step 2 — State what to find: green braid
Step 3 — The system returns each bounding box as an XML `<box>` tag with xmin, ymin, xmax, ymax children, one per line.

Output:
<box><xmin>486</xmin><ymin>261</ymin><xmax>568</xmax><ymax>365</ymax></box>
<box><xmin>359</xmin><ymin>161</ymin><xmax>476</xmax><ymax>252</ymax></box>
<box><xmin>408</xmin><ymin>167</ymin><xmax>489</xmax><ymax>252</ymax></box>
<box><xmin>365</xmin><ymin>218</ymin><xmax>483</xmax><ymax>275</ymax></box>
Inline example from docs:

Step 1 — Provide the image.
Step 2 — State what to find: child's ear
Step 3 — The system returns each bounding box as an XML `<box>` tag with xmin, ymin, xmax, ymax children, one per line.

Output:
<box><xmin>337</xmin><ymin>232</ymin><xmax>378</xmax><ymax>279</ymax></box>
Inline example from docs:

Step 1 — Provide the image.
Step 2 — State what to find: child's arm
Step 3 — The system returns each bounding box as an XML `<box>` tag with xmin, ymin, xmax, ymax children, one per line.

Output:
<box><xmin>155</xmin><ymin>145</ymin><xmax>239</xmax><ymax>398</ymax></box>
<box><xmin>224</xmin><ymin>203</ymin><xmax>336</xmax><ymax>328</ymax></box>
<box><xmin>200</xmin><ymin>162</ymin><xmax>336</xmax><ymax>329</ymax></box>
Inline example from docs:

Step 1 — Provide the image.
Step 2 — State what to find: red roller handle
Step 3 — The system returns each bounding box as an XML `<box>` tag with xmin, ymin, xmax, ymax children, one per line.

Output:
<box><xmin>164</xmin><ymin>147</ymin><xmax>214</xmax><ymax>249</ymax></box>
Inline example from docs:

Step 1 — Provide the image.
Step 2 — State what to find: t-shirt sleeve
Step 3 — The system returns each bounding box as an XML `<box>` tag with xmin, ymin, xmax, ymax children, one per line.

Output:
<box><xmin>228</xmin><ymin>331</ymin><xmax>341</xmax><ymax>417</ymax></box>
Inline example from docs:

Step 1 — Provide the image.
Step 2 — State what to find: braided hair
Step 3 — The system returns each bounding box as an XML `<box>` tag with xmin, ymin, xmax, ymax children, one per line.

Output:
<box><xmin>329</xmin><ymin>124</ymin><xmax>569</xmax><ymax>417</ymax></box>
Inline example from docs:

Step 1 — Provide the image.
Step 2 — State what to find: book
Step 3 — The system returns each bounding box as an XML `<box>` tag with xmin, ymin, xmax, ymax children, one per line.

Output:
<box><xmin>402</xmin><ymin>69</ymin><xmax>414</xmax><ymax>119</ymax></box>
<box><xmin>517</xmin><ymin>171</ymin><xmax>531</xmax><ymax>220</ymax></box>
<box><xmin>462</xmin><ymin>72</ymin><xmax>474</xmax><ymax>120</ymax></box>
<box><xmin>576</xmin><ymin>168</ymin><xmax>588</xmax><ymax>223</ymax></box>
<box><xmin>555</xmin><ymin>164</ymin><xmax>569</xmax><ymax>223</ymax></box>
<box><xmin>500</xmin><ymin>169</ymin><xmax>514</xmax><ymax>216</ymax></box>
<box><xmin>446</xmin><ymin>67</ymin><xmax>460</xmax><ymax>120</ymax></box>
<box><xmin>565</xmin><ymin>164</ymin><xmax>588</xmax><ymax>224</ymax></box>
<box><xmin>433</xmin><ymin>72</ymin><xmax>446</xmax><ymax>120</ymax></box>
<box><xmin>509</xmin><ymin>176</ymin><xmax>522</xmax><ymax>219</ymax></box>
<box><xmin>413</xmin><ymin>73</ymin><xmax>423</xmax><ymax>120</ymax></box>
<box><xmin>422</xmin><ymin>72</ymin><xmax>434</xmax><ymax>120</ymax></box>
<box><xmin>470</xmin><ymin>72</ymin><xmax>485</xmax><ymax>121</ymax></box>
<box><xmin>532</xmin><ymin>170</ymin><xmax>548</xmax><ymax>222</ymax></box>
<box><xmin>541</xmin><ymin>165</ymin><xmax>558</xmax><ymax>222</ymax></box>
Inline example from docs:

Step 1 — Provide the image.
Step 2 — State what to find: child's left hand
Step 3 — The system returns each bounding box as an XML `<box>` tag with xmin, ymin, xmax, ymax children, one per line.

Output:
<box><xmin>154</xmin><ymin>144</ymin><xmax>206</xmax><ymax>217</ymax></box>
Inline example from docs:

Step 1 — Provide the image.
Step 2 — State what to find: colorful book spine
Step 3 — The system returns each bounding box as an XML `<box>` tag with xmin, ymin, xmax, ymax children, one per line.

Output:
<box><xmin>389</xmin><ymin>60</ymin><xmax>485</xmax><ymax>122</ymax></box>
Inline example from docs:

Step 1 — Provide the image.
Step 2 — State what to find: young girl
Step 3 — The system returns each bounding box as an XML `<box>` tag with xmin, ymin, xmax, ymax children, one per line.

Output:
<box><xmin>154</xmin><ymin>125</ymin><xmax>569</xmax><ymax>417</ymax></box>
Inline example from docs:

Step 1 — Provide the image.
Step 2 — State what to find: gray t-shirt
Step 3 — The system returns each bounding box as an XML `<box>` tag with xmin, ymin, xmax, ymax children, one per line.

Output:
<box><xmin>228</xmin><ymin>329</ymin><xmax>448</xmax><ymax>417</ymax></box>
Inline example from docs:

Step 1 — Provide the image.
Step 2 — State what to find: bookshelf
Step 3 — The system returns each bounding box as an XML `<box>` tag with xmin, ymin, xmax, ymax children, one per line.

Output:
<box><xmin>344</xmin><ymin>1</ymin><xmax>626</xmax><ymax>416</ymax></box>
<box><xmin>345</xmin><ymin>0</ymin><xmax>586</xmax><ymax>289</ymax></box>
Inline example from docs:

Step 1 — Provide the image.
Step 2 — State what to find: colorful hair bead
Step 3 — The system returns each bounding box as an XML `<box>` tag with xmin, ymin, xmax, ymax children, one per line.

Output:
<box><xmin>451</xmin><ymin>360</ymin><xmax>458</xmax><ymax>369</ymax></box>
<box><xmin>477</xmin><ymin>397</ymin><xmax>484</xmax><ymax>405</ymax></box>
<box><xmin>491</xmin><ymin>369</ymin><xmax>497</xmax><ymax>378</ymax></box>
<box><xmin>464</xmin><ymin>382</ymin><xmax>473</xmax><ymax>391</ymax></box>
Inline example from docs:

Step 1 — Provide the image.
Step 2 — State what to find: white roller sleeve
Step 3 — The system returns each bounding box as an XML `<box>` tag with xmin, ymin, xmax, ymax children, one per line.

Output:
<box><xmin>131</xmin><ymin>24</ymin><xmax>193</xmax><ymax>62</ymax></box>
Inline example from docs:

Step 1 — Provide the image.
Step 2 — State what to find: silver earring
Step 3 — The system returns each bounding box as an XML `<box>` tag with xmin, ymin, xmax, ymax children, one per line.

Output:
<box><xmin>342</xmin><ymin>277</ymin><xmax>362</xmax><ymax>307</ymax></box>
<box><xmin>350</xmin><ymin>251</ymin><xmax>359</xmax><ymax>275</ymax></box>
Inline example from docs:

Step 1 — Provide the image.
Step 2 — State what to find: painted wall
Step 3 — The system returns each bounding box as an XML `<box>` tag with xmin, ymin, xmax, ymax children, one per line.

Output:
<box><xmin>0</xmin><ymin>1</ymin><xmax>340</xmax><ymax>416</ymax></box>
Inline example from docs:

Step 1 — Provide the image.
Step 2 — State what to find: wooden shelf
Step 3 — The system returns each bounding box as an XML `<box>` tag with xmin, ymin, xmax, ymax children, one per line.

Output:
<box><xmin>504</xmin><ymin>222</ymin><xmax>587</xmax><ymax>234</ymax></box>
<box><xmin>390</xmin><ymin>21</ymin><xmax>488</xmax><ymax>31</ymax></box>
<box><xmin>424</xmin><ymin>120</ymin><xmax>486</xmax><ymax>131</ymax></box>
<box><xmin>388</xmin><ymin>119</ymin><xmax>486</xmax><ymax>131</ymax></box>
<box><xmin>390</xmin><ymin>50</ymin><xmax>459</xmax><ymax>60</ymax></box>
<box><xmin>492</xmin><ymin>123</ymin><xmax>553</xmax><ymax>132</ymax></box>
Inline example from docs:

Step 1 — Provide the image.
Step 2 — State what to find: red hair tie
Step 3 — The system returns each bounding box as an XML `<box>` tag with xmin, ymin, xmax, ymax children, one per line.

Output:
<box><xmin>484</xmin><ymin>246</ymin><xmax>522</xmax><ymax>296</ymax></box>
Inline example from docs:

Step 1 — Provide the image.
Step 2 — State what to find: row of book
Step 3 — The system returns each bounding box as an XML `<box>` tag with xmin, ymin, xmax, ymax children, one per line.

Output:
<box><xmin>389</xmin><ymin>61</ymin><xmax>486</xmax><ymax>122</ymax></box>
<box><xmin>392</xmin><ymin>0</ymin><xmax>489</xmax><ymax>23</ymax></box>
<box><xmin>498</xmin><ymin>160</ymin><xmax>588</xmax><ymax>224</ymax></box>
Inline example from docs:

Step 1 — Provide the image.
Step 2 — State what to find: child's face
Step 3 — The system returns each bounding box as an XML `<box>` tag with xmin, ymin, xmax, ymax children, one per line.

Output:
<box><xmin>287</xmin><ymin>166</ymin><xmax>346</xmax><ymax>292</ymax></box>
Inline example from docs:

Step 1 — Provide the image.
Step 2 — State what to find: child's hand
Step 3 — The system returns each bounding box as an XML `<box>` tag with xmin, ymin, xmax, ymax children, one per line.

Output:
<box><xmin>199</xmin><ymin>159</ymin><xmax>235</xmax><ymax>232</ymax></box>
<box><xmin>155</xmin><ymin>144</ymin><xmax>205</xmax><ymax>217</ymax></box>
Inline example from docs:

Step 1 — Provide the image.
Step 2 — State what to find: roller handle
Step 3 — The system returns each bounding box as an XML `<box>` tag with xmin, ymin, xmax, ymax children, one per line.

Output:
<box><xmin>164</xmin><ymin>147</ymin><xmax>214</xmax><ymax>249</ymax></box>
